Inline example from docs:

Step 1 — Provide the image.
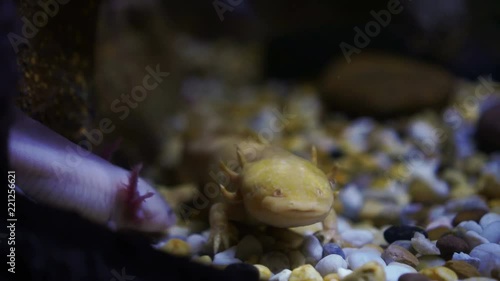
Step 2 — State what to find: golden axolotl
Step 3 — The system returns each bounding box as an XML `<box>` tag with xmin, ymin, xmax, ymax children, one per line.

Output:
<box><xmin>207</xmin><ymin>139</ymin><xmax>340</xmax><ymax>253</ymax></box>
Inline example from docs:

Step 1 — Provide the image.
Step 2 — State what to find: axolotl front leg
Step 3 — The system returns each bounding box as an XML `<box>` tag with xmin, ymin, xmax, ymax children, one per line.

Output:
<box><xmin>8</xmin><ymin>109</ymin><xmax>176</xmax><ymax>235</ymax></box>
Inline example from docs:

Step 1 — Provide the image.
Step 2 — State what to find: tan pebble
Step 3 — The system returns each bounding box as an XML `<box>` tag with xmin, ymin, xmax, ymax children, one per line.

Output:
<box><xmin>478</xmin><ymin>174</ymin><xmax>500</xmax><ymax>199</ymax></box>
<box><xmin>416</xmin><ymin>256</ymin><xmax>446</xmax><ymax>271</ymax></box>
<box><xmin>444</xmin><ymin>260</ymin><xmax>481</xmax><ymax>279</ymax></box>
<box><xmin>427</xmin><ymin>226</ymin><xmax>451</xmax><ymax>241</ymax></box>
<box><xmin>342</xmin><ymin>261</ymin><xmax>385</xmax><ymax>281</ymax></box>
<box><xmin>409</xmin><ymin>178</ymin><xmax>448</xmax><ymax>204</ymax></box>
<box><xmin>192</xmin><ymin>255</ymin><xmax>212</xmax><ymax>265</ymax></box>
<box><xmin>323</xmin><ymin>273</ymin><xmax>340</xmax><ymax>281</ymax></box>
<box><xmin>161</xmin><ymin>239</ymin><xmax>191</xmax><ymax>256</ymax></box>
<box><xmin>419</xmin><ymin>266</ymin><xmax>458</xmax><ymax>281</ymax></box>
<box><xmin>362</xmin><ymin>244</ymin><xmax>384</xmax><ymax>254</ymax></box>
<box><xmin>450</xmin><ymin>185</ymin><xmax>475</xmax><ymax>198</ymax></box>
<box><xmin>359</xmin><ymin>200</ymin><xmax>399</xmax><ymax>226</ymax></box>
<box><xmin>254</xmin><ymin>264</ymin><xmax>272</xmax><ymax>281</ymax></box>
<box><xmin>382</xmin><ymin>244</ymin><xmax>419</xmax><ymax>267</ymax></box>
<box><xmin>488</xmin><ymin>199</ymin><xmax>500</xmax><ymax>209</ymax></box>
<box><xmin>462</xmin><ymin>277</ymin><xmax>498</xmax><ymax>281</ymax></box>
<box><xmin>289</xmin><ymin>264</ymin><xmax>322</xmax><ymax>281</ymax></box>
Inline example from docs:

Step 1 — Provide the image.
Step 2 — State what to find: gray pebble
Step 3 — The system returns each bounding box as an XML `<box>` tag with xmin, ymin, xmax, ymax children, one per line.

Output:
<box><xmin>323</xmin><ymin>243</ymin><xmax>345</xmax><ymax>259</ymax></box>
<box><xmin>470</xmin><ymin>243</ymin><xmax>500</xmax><ymax>277</ymax></box>
<box><xmin>235</xmin><ymin>235</ymin><xmax>263</xmax><ymax>261</ymax></box>
<box><xmin>479</xmin><ymin>213</ymin><xmax>500</xmax><ymax>228</ymax></box>
<box><xmin>315</xmin><ymin>254</ymin><xmax>347</xmax><ymax>276</ymax></box>
<box><xmin>464</xmin><ymin>230</ymin><xmax>489</xmax><ymax>248</ymax></box>
<box><xmin>260</xmin><ymin>251</ymin><xmax>290</xmax><ymax>274</ymax></box>
<box><xmin>186</xmin><ymin>234</ymin><xmax>207</xmax><ymax>255</ymax></box>
<box><xmin>452</xmin><ymin>252</ymin><xmax>481</xmax><ymax>269</ymax></box>
<box><xmin>269</xmin><ymin>269</ymin><xmax>292</xmax><ymax>281</ymax></box>
<box><xmin>340</xmin><ymin>184</ymin><xmax>364</xmax><ymax>217</ymax></box>
<box><xmin>300</xmin><ymin>235</ymin><xmax>323</xmax><ymax>263</ymax></box>
<box><xmin>347</xmin><ymin>250</ymin><xmax>385</xmax><ymax>269</ymax></box>
<box><xmin>213</xmin><ymin>246</ymin><xmax>241</xmax><ymax>266</ymax></box>
<box><xmin>391</xmin><ymin>240</ymin><xmax>415</xmax><ymax>253</ymax></box>
<box><xmin>411</xmin><ymin>232</ymin><xmax>440</xmax><ymax>255</ymax></box>
<box><xmin>457</xmin><ymin>220</ymin><xmax>483</xmax><ymax>234</ymax></box>
<box><xmin>445</xmin><ymin>196</ymin><xmax>489</xmax><ymax>212</ymax></box>
<box><xmin>385</xmin><ymin>262</ymin><xmax>417</xmax><ymax>281</ymax></box>
<box><xmin>481</xmin><ymin>221</ymin><xmax>500</xmax><ymax>243</ymax></box>
<box><xmin>341</xmin><ymin>229</ymin><xmax>374</xmax><ymax>247</ymax></box>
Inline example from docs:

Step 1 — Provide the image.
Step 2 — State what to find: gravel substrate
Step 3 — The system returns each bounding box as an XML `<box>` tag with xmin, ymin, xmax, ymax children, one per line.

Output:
<box><xmin>155</xmin><ymin>38</ymin><xmax>500</xmax><ymax>281</ymax></box>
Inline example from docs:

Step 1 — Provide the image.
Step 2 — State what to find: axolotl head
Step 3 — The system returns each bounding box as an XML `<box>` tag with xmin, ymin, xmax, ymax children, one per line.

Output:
<box><xmin>235</xmin><ymin>152</ymin><xmax>334</xmax><ymax>228</ymax></box>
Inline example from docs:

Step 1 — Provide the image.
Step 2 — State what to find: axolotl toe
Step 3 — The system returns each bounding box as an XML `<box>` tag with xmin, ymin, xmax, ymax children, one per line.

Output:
<box><xmin>8</xmin><ymin>109</ymin><xmax>176</xmax><ymax>236</ymax></box>
<box><xmin>208</xmin><ymin>140</ymin><xmax>340</xmax><ymax>253</ymax></box>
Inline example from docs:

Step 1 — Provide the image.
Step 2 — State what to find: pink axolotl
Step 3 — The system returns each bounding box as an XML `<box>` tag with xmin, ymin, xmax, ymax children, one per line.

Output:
<box><xmin>8</xmin><ymin>109</ymin><xmax>176</xmax><ymax>236</ymax></box>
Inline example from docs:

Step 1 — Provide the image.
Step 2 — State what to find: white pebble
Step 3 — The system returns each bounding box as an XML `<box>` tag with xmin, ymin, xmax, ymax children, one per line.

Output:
<box><xmin>260</xmin><ymin>251</ymin><xmax>290</xmax><ymax>274</ymax></box>
<box><xmin>341</xmin><ymin>229</ymin><xmax>374</xmax><ymax>247</ymax></box>
<box><xmin>347</xmin><ymin>250</ymin><xmax>385</xmax><ymax>270</ymax></box>
<box><xmin>340</xmin><ymin>184</ymin><xmax>364</xmax><ymax>215</ymax></box>
<box><xmin>457</xmin><ymin>220</ymin><xmax>483</xmax><ymax>234</ymax></box>
<box><xmin>301</xmin><ymin>235</ymin><xmax>323</xmax><ymax>263</ymax></box>
<box><xmin>426</xmin><ymin>216</ymin><xmax>453</xmax><ymax>230</ymax></box>
<box><xmin>470</xmin><ymin>243</ymin><xmax>500</xmax><ymax>277</ymax></box>
<box><xmin>235</xmin><ymin>235</ymin><xmax>263</xmax><ymax>260</ymax></box>
<box><xmin>167</xmin><ymin>226</ymin><xmax>190</xmax><ymax>237</ymax></box>
<box><xmin>479</xmin><ymin>213</ymin><xmax>500</xmax><ymax>228</ymax></box>
<box><xmin>186</xmin><ymin>234</ymin><xmax>207</xmax><ymax>255</ymax></box>
<box><xmin>337</xmin><ymin>268</ymin><xmax>353</xmax><ymax>279</ymax></box>
<box><xmin>452</xmin><ymin>252</ymin><xmax>480</xmax><ymax>269</ymax></box>
<box><xmin>269</xmin><ymin>269</ymin><xmax>292</xmax><ymax>281</ymax></box>
<box><xmin>315</xmin><ymin>254</ymin><xmax>348</xmax><ymax>276</ymax></box>
<box><xmin>465</xmin><ymin>230</ymin><xmax>489</xmax><ymax>248</ymax></box>
<box><xmin>344</xmin><ymin>247</ymin><xmax>381</xmax><ymax>259</ymax></box>
<box><xmin>385</xmin><ymin>262</ymin><xmax>417</xmax><ymax>281</ymax></box>
<box><xmin>481</xmin><ymin>221</ymin><xmax>500</xmax><ymax>243</ymax></box>
<box><xmin>337</xmin><ymin>216</ymin><xmax>352</xmax><ymax>234</ymax></box>
<box><xmin>213</xmin><ymin>246</ymin><xmax>241</xmax><ymax>266</ymax></box>
<box><xmin>411</xmin><ymin>232</ymin><xmax>440</xmax><ymax>255</ymax></box>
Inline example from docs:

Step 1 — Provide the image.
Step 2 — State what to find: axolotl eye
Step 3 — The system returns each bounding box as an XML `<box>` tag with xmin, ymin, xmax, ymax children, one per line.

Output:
<box><xmin>273</xmin><ymin>188</ymin><xmax>284</xmax><ymax>197</ymax></box>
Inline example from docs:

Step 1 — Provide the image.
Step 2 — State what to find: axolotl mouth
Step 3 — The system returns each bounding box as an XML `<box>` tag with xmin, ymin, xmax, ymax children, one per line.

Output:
<box><xmin>250</xmin><ymin>196</ymin><xmax>331</xmax><ymax>228</ymax></box>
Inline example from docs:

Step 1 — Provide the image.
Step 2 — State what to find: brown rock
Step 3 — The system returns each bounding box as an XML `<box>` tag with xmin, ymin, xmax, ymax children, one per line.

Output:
<box><xmin>320</xmin><ymin>52</ymin><xmax>454</xmax><ymax>118</ymax></box>
<box><xmin>427</xmin><ymin>226</ymin><xmax>452</xmax><ymax>241</ymax></box>
<box><xmin>452</xmin><ymin>209</ymin><xmax>488</xmax><ymax>226</ymax></box>
<box><xmin>444</xmin><ymin>260</ymin><xmax>481</xmax><ymax>279</ymax></box>
<box><xmin>398</xmin><ymin>273</ymin><xmax>431</xmax><ymax>281</ymax></box>
<box><xmin>436</xmin><ymin>234</ymin><xmax>470</xmax><ymax>260</ymax></box>
<box><xmin>478</xmin><ymin>174</ymin><xmax>500</xmax><ymax>200</ymax></box>
<box><xmin>475</xmin><ymin>100</ymin><xmax>500</xmax><ymax>153</ymax></box>
<box><xmin>382</xmin><ymin>244</ymin><xmax>419</xmax><ymax>267</ymax></box>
